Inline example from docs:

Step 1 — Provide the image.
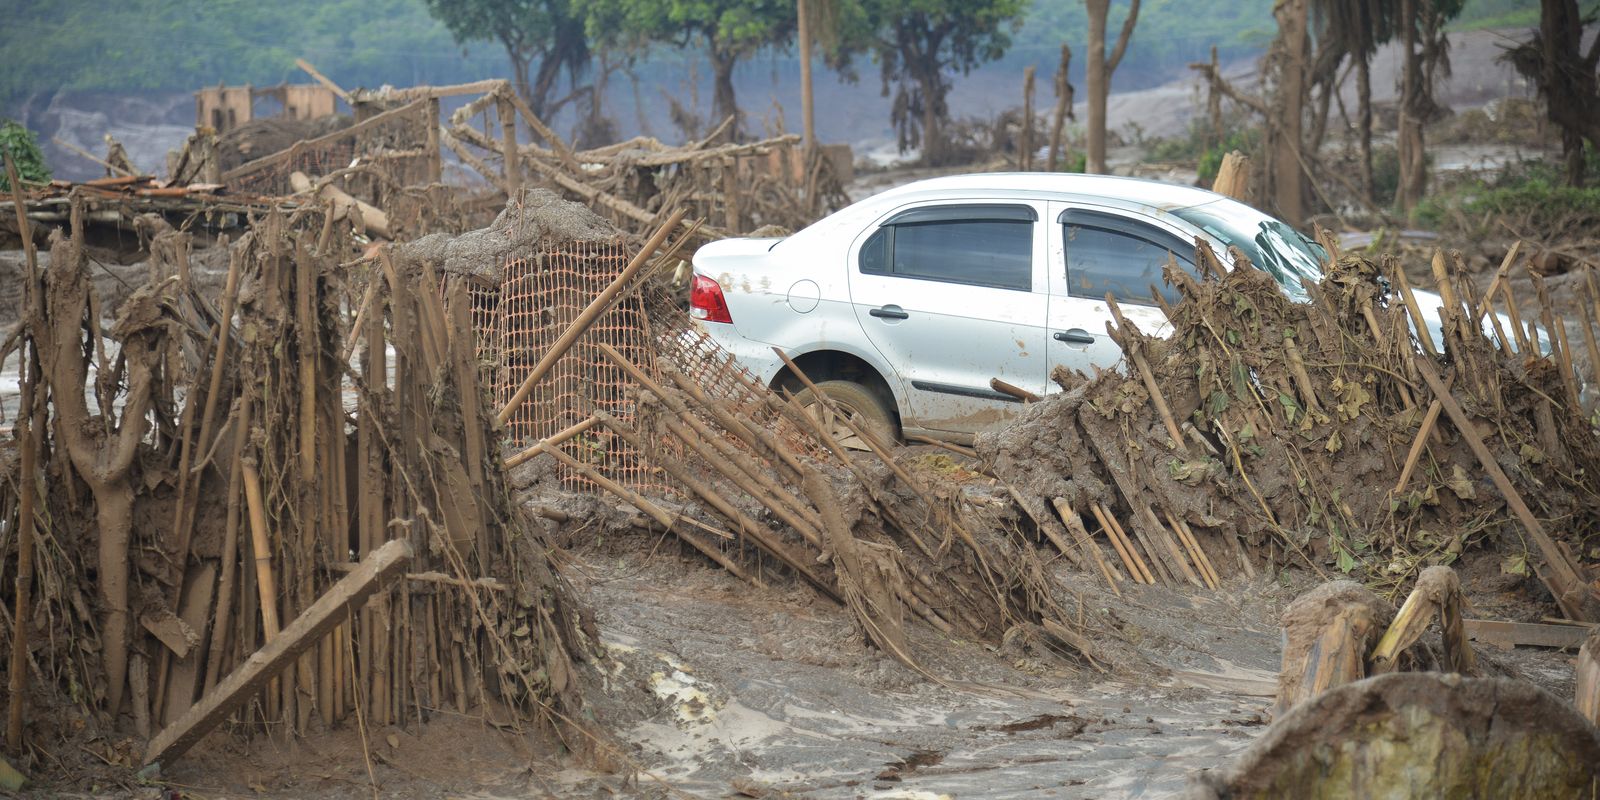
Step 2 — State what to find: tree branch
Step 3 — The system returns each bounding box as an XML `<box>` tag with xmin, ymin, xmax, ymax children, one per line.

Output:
<box><xmin>1106</xmin><ymin>0</ymin><xmax>1142</xmax><ymax>75</ymax></box>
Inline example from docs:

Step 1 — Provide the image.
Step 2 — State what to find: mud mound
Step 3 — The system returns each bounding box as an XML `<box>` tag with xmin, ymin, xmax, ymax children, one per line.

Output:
<box><xmin>394</xmin><ymin>188</ymin><xmax>619</xmax><ymax>279</ymax></box>
<box><xmin>1190</xmin><ymin>672</ymin><xmax>1600</xmax><ymax>798</ymax></box>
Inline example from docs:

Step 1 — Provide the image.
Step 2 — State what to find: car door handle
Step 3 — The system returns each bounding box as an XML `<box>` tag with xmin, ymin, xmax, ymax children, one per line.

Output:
<box><xmin>870</xmin><ymin>305</ymin><xmax>909</xmax><ymax>320</ymax></box>
<box><xmin>1055</xmin><ymin>329</ymin><xmax>1095</xmax><ymax>344</ymax></box>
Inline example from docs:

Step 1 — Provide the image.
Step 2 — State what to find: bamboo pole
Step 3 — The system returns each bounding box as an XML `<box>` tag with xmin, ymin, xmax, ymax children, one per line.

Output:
<box><xmin>1579</xmin><ymin>290</ymin><xmax>1600</xmax><ymax>394</ymax></box>
<box><xmin>1089</xmin><ymin>501</ymin><xmax>1147</xmax><ymax>584</ymax></box>
<box><xmin>664</xmin><ymin>368</ymin><xmax>808</xmax><ymax>479</ymax></box>
<box><xmin>1502</xmin><ymin>281</ymin><xmax>1531</xmax><ymax>354</ymax></box>
<box><xmin>595</xmin><ymin>412</ymin><xmax>838</xmax><ymax>597</ymax></box>
<box><xmin>4</xmin><ymin>153</ymin><xmax>40</xmax><ymax>751</ymax></box>
<box><xmin>241</xmin><ymin>457</ymin><xmax>280</xmax><ymax>639</ymax></box>
<box><xmin>1476</xmin><ymin>242</ymin><xmax>1522</xmax><ymax>326</ymax></box>
<box><xmin>1415</xmin><ymin>358</ymin><xmax>1596</xmax><ymax>621</ymax></box>
<box><xmin>503</xmin><ymin>415</ymin><xmax>600</xmax><ymax>469</ymax></box>
<box><xmin>541</xmin><ymin>446</ymin><xmax>763</xmax><ymax>588</ymax></box>
<box><xmin>1168</xmin><ymin>512</ymin><xmax>1219</xmax><ymax>589</ymax></box>
<box><xmin>1093</xmin><ymin>502</ymin><xmax>1153</xmax><ymax>584</ymax></box>
<box><xmin>1051</xmin><ymin>497</ymin><xmax>1122</xmax><ymax>594</ymax></box>
<box><xmin>202</xmin><ymin>397</ymin><xmax>253</xmax><ymax>695</ymax></box>
<box><xmin>145</xmin><ymin>541</ymin><xmax>412</xmax><ymax>768</ymax></box>
<box><xmin>1106</xmin><ymin>295</ymin><xmax>1189</xmax><ymax>454</ymax></box>
<box><xmin>1392</xmin><ymin>400</ymin><xmax>1442</xmax><ymax>495</ymax></box>
<box><xmin>498</xmin><ymin>96</ymin><xmax>520</xmax><ymax>197</ymax></box>
<box><xmin>1391</xmin><ymin>262</ymin><xmax>1438</xmax><ymax>358</ymax></box>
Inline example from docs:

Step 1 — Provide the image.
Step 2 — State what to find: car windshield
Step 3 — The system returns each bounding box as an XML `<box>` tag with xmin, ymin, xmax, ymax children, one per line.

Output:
<box><xmin>1173</xmin><ymin>201</ymin><xmax>1325</xmax><ymax>300</ymax></box>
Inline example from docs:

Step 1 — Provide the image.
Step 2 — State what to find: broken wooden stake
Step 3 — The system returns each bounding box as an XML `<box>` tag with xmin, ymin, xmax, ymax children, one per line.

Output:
<box><xmin>145</xmin><ymin>539</ymin><xmax>411</xmax><ymax>768</ymax></box>
<box><xmin>989</xmin><ymin>377</ymin><xmax>1041</xmax><ymax>403</ymax></box>
<box><xmin>1371</xmin><ymin>566</ymin><xmax>1474</xmax><ymax>675</ymax></box>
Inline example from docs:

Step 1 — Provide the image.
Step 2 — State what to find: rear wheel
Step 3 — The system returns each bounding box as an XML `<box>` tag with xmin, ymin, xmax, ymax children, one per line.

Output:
<box><xmin>792</xmin><ymin>380</ymin><xmax>898</xmax><ymax>451</ymax></box>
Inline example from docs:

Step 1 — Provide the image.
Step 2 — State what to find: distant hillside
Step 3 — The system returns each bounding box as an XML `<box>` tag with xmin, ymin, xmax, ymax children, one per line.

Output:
<box><xmin>5</xmin><ymin>0</ymin><xmax>1563</xmax><ymax>181</ymax></box>
<box><xmin>0</xmin><ymin>0</ymin><xmax>1557</xmax><ymax>110</ymax></box>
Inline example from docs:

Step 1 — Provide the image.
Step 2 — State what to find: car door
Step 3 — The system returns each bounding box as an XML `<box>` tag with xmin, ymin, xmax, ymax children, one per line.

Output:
<box><xmin>847</xmin><ymin>201</ymin><xmax>1049</xmax><ymax>434</ymax></box>
<box><xmin>1046</xmin><ymin>202</ymin><xmax>1199</xmax><ymax>381</ymax></box>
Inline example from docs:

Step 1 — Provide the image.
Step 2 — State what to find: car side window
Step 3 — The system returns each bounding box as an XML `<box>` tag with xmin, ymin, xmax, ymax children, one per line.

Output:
<box><xmin>1062</xmin><ymin>210</ymin><xmax>1197</xmax><ymax>306</ymax></box>
<box><xmin>859</xmin><ymin>205</ymin><xmax>1034</xmax><ymax>291</ymax></box>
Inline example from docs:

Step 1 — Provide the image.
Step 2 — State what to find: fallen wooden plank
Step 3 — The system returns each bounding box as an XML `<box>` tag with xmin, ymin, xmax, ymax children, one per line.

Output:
<box><xmin>144</xmin><ymin>539</ymin><xmax>411</xmax><ymax>767</ymax></box>
<box><xmin>1464</xmin><ymin>618</ymin><xmax>1594</xmax><ymax>651</ymax></box>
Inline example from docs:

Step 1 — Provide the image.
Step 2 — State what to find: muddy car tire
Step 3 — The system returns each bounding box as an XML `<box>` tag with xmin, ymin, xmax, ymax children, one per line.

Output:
<box><xmin>793</xmin><ymin>380</ymin><xmax>898</xmax><ymax>450</ymax></box>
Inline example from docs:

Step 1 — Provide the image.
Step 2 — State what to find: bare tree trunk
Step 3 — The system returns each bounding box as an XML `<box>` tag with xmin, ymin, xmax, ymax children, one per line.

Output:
<box><xmin>1020</xmin><ymin>66</ymin><xmax>1036</xmax><ymax>170</ymax></box>
<box><xmin>507</xmin><ymin>50</ymin><xmax>535</xmax><ymax>118</ymax></box>
<box><xmin>1357</xmin><ymin>52</ymin><xmax>1374</xmax><ymax>201</ymax></box>
<box><xmin>1565</xmin><ymin>130</ymin><xmax>1588</xmax><ymax>187</ymax></box>
<box><xmin>1048</xmin><ymin>45</ymin><xmax>1074</xmax><ymax>171</ymax></box>
<box><xmin>710</xmin><ymin>44</ymin><xmax>740</xmax><ymax>142</ymax></box>
<box><xmin>1526</xmin><ymin>0</ymin><xmax>1600</xmax><ymax>186</ymax></box>
<box><xmin>1085</xmin><ymin>0</ymin><xmax>1110</xmax><ymax>174</ymax></box>
<box><xmin>41</xmin><ymin>210</ymin><xmax>157</xmax><ymax>726</ymax></box>
<box><xmin>1396</xmin><ymin>0</ymin><xmax>1425</xmax><ymax>213</ymax></box>
<box><xmin>1271</xmin><ymin>0</ymin><xmax>1309</xmax><ymax>226</ymax></box>
<box><xmin>918</xmin><ymin>64</ymin><xmax>945</xmax><ymax>165</ymax></box>
<box><xmin>1084</xmin><ymin>0</ymin><xmax>1141</xmax><ymax>175</ymax></box>
<box><xmin>799</xmin><ymin>0</ymin><xmax>816</xmax><ymax>158</ymax></box>
<box><xmin>95</xmin><ymin>486</ymin><xmax>135</xmax><ymax>721</ymax></box>
<box><xmin>1207</xmin><ymin>46</ymin><xmax>1223</xmax><ymax>148</ymax></box>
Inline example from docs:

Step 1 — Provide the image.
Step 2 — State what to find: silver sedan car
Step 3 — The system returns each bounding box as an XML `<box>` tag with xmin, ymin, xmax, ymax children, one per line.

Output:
<box><xmin>689</xmin><ymin>173</ymin><xmax>1448</xmax><ymax>445</ymax></box>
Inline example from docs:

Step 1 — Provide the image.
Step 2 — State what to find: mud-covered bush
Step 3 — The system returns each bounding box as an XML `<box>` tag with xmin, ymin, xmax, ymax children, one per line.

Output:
<box><xmin>0</xmin><ymin>119</ymin><xmax>50</xmax><ymax>190</ymax></box>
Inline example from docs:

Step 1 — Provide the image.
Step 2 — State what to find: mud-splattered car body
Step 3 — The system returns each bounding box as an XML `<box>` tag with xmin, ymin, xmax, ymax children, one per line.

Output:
<box><xmin>689</xmin><ymin>173</ymin><xmax>1455</xmax><ymax>443</ymax></box>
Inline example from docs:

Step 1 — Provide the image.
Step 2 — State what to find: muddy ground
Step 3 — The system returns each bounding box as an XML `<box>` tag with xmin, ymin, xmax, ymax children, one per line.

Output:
<box><xmin>154</xmin><ymin>529</ymin><xmax>1577</xmax><ymax>799</ymax></box>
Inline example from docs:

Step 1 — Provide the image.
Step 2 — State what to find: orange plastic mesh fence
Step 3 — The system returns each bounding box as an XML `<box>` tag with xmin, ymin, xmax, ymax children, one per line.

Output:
<box><xmin>475</xmin><ymin>235</ymin><xmax>662</xmax><ymax>492</ymax></box>
<box><xmin>461</xmin><ymin>228</ymin><xmax>827</xmax><ymax>494</ymax></box>
<box><xmin>647</xmin><ymin>286</ymin><xmax>831</xmax><ymax>462</ymax></box>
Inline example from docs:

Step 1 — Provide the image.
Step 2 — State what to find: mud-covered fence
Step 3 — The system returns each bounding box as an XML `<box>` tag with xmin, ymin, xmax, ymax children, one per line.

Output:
<box><xmin>222</xmin><ymin>98</ymin><xmax>437</xmax><ymax>205</ymax></box>
<box><xmin>0</xmin><ymin>195</ymin><xmax>586</xmax><ymax>768</ymax></box>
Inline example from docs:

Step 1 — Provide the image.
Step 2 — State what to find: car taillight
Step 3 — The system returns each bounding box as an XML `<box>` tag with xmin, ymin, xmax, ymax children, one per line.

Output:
<box><xmin>690</xmin><ymin>274</ymin><xmax>732</xmax><ymax>324</ymax></box>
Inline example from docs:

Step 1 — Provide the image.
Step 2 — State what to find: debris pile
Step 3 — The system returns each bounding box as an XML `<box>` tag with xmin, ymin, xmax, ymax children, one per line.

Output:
<box><xmin>0</xmin><ymin>193</ymin><xmax>590</xmax><ymax>773</ymax></box>
<box><xmin>556</xmin><ymin>327</ymin><xmax>1109</xmax><ymax>673</ymax></box>
<box><xmin>436</xmin><ymin>81</ymin><xmax>843</xmax><ymax>239</ymax></box>
<box><xmin>982</xmin><ymin>239</ymin><xmax>1600</xmax><ymax>621</ymax></box>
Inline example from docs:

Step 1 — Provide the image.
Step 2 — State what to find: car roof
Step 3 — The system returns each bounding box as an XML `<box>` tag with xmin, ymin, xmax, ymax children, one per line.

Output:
<box><xmin>871</xmin><ymin>172</ymin><xmax>1226</xmax><ymax>212</ymax></box>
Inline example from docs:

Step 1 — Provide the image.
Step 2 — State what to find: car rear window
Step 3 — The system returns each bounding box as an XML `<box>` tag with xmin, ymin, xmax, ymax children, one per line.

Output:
<box><xmin>859</xmin><ymin>208</ymin><xmax>1034</xmax><ymax>291</ymax></box>
<box><xmin>1062</xmin><ymin>210</ymin><xmax>1196</xmax><ymax>306</ymax></box>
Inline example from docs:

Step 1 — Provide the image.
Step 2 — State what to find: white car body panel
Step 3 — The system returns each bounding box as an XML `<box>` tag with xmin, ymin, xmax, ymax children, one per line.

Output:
<box><xmin>691</xmin><ymin>173</ymin><xmax>1510</xmax><ymax>441</ymax></box>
